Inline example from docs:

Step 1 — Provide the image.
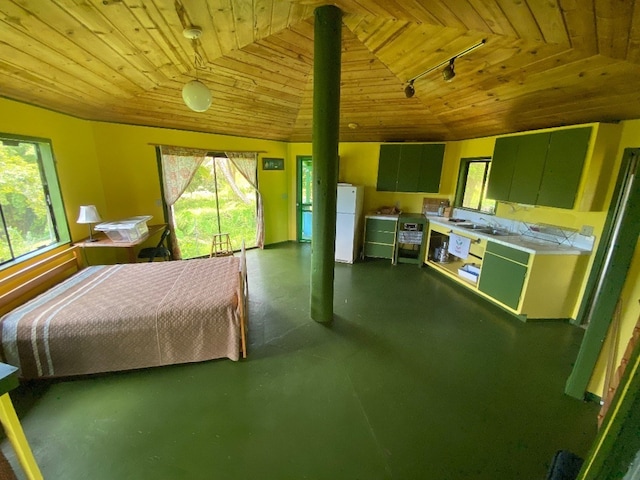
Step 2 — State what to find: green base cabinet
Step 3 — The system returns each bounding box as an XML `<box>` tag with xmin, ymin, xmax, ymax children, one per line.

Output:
<box><xmin>478</xmin><ymin>253</ymin><xmax>527</xmax><ymax>310</ymax></box>
<box><xmin>425</xmin><ymin>223</ymin><xmax>589</xmax><ymax>320</ymax></box>
<box><xmin>477</xmin><ymin>242</ymin><xmax>530</xmax><ymax>310</ymax></box>
<box><xmin>363</xmin><ymin>216</ymin><xmax>398</xmax><ymax>260</ymax></box>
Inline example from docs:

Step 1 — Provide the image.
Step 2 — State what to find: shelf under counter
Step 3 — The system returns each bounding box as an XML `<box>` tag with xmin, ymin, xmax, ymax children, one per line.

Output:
<box><xmin>424</xmin><ymin>219</ymin><xmax>590</xmax><ymax>321</ymax></box>
<box><xmin>427</xmin><ymin>217</ymin><xmax>591</xmax><ymax>256</ymax></box>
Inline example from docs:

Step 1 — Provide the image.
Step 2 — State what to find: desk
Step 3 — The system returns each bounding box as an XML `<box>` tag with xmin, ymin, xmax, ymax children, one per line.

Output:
<box><xmin>0</xmin><ymin>363</ymin><xmax>42</xmax><ymax>479</ymax></box>
<box><xmin>74</xmin><ymin>223</ymin><xmax>167</xmax><ymax>263</ymax></box>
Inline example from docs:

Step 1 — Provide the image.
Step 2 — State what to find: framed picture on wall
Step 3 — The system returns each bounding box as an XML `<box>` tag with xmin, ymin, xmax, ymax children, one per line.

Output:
<box><xmin>262</xmin><ymin>158</ymin><xmax>284</xmax><ymax>170</ymax></box>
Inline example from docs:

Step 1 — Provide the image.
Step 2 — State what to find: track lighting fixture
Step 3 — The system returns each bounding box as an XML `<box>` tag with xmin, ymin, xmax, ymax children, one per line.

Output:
<box><xmin>442</xmin><ymin>58</ymin><xmax>455</xmax><ymax>82</ymax></box>
<box><xmin>404</xmin><ymin>39</ymin><xmax>485</xmax><ymax>98</ymax></box>
<box><xmin>404</xmin><ymin>80</ymin><xmax>415</xmax><ymax>98</ymax></box>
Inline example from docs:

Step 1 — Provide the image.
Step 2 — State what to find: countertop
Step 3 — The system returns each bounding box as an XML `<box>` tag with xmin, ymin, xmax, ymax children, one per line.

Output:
<box><xmin>428</xmin><ymin>217</ymin><xmax>592</xmax><ymax>256</ymax></box>
<box><xmin>365</xmin><ymin>213</ymin><xmax>400</xmax><ymax>220</ymax></box>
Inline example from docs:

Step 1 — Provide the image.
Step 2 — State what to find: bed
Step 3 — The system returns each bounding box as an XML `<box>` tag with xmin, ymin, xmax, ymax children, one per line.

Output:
<box><xmin>0</xmin><ymin>245</ymin><xmax>248</xmax><ymax>379</ymax></box>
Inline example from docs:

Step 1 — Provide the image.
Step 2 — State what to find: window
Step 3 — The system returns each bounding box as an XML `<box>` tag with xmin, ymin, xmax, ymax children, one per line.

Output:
<box><xmin>456</xmin><ymin>157</ymin><xmax>496</xmax><ymax>214</ymax></box>
<box><xmin>0</xmin><ymin>134</ymin><xmax>69</xmax><ymax>266</ymax></box>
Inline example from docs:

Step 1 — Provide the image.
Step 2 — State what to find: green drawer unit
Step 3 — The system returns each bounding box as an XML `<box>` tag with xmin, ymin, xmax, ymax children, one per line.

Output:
<box><xmin>486</xmin><ymin>241</ymin><xmax>530</xmax><ymax>265</ymax></box>
<box><xmin>364</xmin><ymin>242</ymin><xmax>395</xmax><ymax>259</ymax></box>
<box><xmin>363</xmin><ymin>216</ymin><xmax>398</xmax><ymax>260</ymax></box>
<box><xmin>366</xmin><ymin>229</ymin><xmax>396</xmax><ymax>244</ymax></box>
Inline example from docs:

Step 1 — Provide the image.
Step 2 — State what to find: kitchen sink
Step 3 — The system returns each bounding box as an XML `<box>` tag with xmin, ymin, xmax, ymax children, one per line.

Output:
<box><xmin>458</xmin><ymin>224</ymin><xmax>513</xmax><ymax>237</ymax></box>
<box><xmin>459</xmin><ymin>224</ymin><xmax>487</xmax><ymax>230</ymax></box>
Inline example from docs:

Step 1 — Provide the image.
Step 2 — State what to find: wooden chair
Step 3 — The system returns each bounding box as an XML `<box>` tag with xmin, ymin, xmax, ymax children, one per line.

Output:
<box><xmin>210</xmin><ymin>233</ymin><xmax>234</xmax><ymax>258</ymax></box>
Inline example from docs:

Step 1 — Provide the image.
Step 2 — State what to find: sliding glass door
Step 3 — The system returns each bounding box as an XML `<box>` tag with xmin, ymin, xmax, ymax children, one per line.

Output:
<box><xmin>172</xmin><ymin>155</ymin><xmax>257</xmax><ymax>259</ymax></box>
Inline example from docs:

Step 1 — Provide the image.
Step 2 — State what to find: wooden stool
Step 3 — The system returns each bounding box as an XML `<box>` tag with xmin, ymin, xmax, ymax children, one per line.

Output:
<box><xmin>210</xmin><ymin>233</ymin><xmax>234</xmax><ymax>258</ymax></box>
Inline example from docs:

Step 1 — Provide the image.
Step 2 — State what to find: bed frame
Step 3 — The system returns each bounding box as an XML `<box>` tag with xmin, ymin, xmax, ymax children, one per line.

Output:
<box><xmin>0</xmin><ymin>247</ymin><xmax>83</xmax><ymax>317</ymax></box>
<box><xmin>0</xmin><ymin>244</ymin><xmax>249</xmax><ymax>361</ymax></box>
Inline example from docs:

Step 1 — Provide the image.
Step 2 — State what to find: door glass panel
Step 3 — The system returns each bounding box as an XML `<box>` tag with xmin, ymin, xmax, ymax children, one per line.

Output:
<box><xmin>298</xmin><ymin>157</ymin><xmax>312</xmax><ymax>242</ymax></box>
<box><xmin>173</xmin><ymin>156</ymin><xmax>257</xmax><ymax>259</ymax></box>
<box><xmin>215</xmin><ymin>157</ymin><xmax>257</xmax><ymax>251</ymax></box>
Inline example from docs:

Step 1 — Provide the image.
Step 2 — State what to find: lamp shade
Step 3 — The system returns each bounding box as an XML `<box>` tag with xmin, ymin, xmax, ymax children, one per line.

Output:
<box><xmin>77</xmin><ymin>205</ymin><xmax>102</xmax><ymax>224</ymax></box>
<box><xmin>182</xmin><ymin>80</ymin><xmax>212</xmax><ymax>112</ymax></box>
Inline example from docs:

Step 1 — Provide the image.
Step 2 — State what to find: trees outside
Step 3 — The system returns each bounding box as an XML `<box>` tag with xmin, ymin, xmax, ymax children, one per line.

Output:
<box><xmin>0</xmin><ymin>142</ymin><xmax>55</xmax><ymax>264</ymax></box>
<box><xmin>173</xmin><ymin>157</ymin><xmax>257</xmax><ymax>259</ymax></box>
<box><xmin>462</xmin><ymin>160</ymin><xmax>496</xmax><ymax>214</ymax></box>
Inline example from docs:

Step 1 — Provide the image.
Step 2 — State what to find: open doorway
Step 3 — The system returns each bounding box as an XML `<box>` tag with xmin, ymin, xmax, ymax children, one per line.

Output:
<box><xmin>172</xmin><ymin>155</ymin><xmax>258</xmax><ymax>259</ymax></box>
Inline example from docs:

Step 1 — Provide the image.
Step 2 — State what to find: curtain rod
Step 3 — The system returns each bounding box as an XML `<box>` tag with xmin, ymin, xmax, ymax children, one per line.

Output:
<box><xmin>147</xmin><ymin>142</ymin><xmax>267</xmax><ymax>154</ymax></box>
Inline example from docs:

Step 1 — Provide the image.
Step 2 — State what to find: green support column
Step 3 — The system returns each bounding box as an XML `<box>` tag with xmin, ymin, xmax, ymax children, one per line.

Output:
<box><xmin>310</xmin><ymin>5</ymin><xmax>342</xmax><ymax>323</ymax></box>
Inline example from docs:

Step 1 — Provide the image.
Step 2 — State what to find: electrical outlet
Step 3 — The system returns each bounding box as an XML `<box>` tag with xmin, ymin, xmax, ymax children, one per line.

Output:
<box><xmin>580</xmin><ymin>225</ymin><xmax>594</xmax><ymax>236</ymax></box>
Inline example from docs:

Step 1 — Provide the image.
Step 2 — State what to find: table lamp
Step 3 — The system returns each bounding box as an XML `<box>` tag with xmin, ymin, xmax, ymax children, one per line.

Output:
<box><xmin>77</xmin><ymin>205</ymin><xmax>102</xmax><ymax>242</ymax></box>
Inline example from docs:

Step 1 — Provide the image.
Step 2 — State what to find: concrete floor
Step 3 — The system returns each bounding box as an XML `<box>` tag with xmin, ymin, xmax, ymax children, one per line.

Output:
<box><xmin>2</xmin><ymin>242</ymin><xmax>598</xmax><ymax>479</ymax></box>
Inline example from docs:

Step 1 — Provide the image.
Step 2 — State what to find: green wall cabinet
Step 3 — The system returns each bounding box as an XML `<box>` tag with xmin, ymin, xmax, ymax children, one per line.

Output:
<box><xmin>377</xmin><ymin>144</ymin><xmax>445</xmax><ymax>193</ymax></box>
<box><xmin>487</xmin><ymin>127</ymin><xmax>592</xmax><ymax>209</ymax></box>
<box><xmin>477</xmin><ymin>242</ymin><xmax>530</xmax><ymax>310</ymax></box>
<box><xmin>508</xmin><ymin>132</ymin><xmax>550</xmax><ymax>205</ymax></box>
<box><xmin>537</xmin><ymin>127</ymin><xmax>592</xmax><ymax>208</ymax></box>
<box><xmin>487</xmin><ymin>136</ymin><xmax>518</xmax><ymax>201</ymax></box>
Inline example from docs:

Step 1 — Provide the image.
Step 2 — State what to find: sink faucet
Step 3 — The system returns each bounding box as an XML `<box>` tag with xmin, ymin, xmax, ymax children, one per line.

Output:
<box><xmin>478</xmin><ymin>217</ymin><xmax>499</xmax><ymax>228</ymax></box>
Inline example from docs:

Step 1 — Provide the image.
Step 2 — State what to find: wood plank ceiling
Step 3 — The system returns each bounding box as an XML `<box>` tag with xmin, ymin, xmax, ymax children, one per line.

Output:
<box><xmin>1</xmin><ymin>0</ymin><xmax>639</xmax><ymax>142</ymax></box>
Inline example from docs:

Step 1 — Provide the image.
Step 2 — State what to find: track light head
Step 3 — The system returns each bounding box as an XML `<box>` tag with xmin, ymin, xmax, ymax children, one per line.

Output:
<box><xmin>404</xmin><ymin>81</ymin><xmax>415</xmax><ymax>98</ymax></box>
<box><xmin>442</xmin><ymin>58</ymin><xmax>456</xmax><ymax>82</ymax></box>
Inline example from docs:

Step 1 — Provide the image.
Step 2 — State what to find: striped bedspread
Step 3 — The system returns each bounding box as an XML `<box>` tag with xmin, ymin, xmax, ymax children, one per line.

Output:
<box><xmin>0</xmin><ymin>256</ymin><xmax>241</xmax><ymax>379</ymax></box>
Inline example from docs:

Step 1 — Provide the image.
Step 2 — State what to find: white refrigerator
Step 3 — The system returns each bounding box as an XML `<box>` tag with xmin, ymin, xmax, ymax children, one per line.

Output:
<box><xmin>335</xmin><ymin>184</ymin><xmax>364</xmax><ymax>263</ymax></box>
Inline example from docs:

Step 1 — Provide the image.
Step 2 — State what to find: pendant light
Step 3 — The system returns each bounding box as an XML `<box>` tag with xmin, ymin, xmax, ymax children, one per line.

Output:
<box><xmin>182</xmin><ymin>27</ymin><xmax>212</xmax><ymax>112</ymax></box>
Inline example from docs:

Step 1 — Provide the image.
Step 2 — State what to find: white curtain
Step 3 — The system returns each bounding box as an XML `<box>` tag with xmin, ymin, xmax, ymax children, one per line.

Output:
<box><xmin>225</xmin><ymin>151</ymin><xmax>264</xmax><ymax>249</ymax></box>
<box><xmin>159</xmin><ymin>146</ymin><xmax>208</xmax><ymax>259</ymax></box>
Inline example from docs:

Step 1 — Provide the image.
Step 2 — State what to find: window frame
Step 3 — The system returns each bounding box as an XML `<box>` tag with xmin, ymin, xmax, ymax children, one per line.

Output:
<box><xmin>454</xmin><ymin>157</ymin><xmax>496</xmax><ymax>215</ymax></box>
<box><xmin>0</xmin><ymin>133</ymin><xmax>70</xmax><ymax>270</ymax></box>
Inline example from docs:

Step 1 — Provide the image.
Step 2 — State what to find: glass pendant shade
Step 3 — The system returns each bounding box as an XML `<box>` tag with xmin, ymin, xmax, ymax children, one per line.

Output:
<box><xmin>182</xmin><ymin>80</ymin><xmax>212</xmax><ymax>112</ymax></box>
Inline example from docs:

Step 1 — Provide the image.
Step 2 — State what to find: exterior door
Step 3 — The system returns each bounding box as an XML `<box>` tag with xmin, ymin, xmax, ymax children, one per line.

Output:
<box><xmin>297</xmin><ymin>156</ymin><xmax>312</xmax><ymax>242</ymax></box>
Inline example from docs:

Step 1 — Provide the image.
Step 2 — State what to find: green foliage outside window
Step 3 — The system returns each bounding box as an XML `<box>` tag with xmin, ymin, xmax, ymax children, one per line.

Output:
<box><xmin>173</xmin><ymin>157</ymin><xmax>257</xmax><ymax>259</ymax></box>
<box><xmin>0</xmin><ymin>138</ymin><xmax>62</xmax><ymax>265</ymax></box>
<box><xmin>458</xmin><ymin>158</ymin><xmax>496</xmax><ymax>214</ymax></box>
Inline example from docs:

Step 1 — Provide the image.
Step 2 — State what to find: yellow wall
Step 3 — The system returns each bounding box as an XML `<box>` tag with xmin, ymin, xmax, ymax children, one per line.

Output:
<box><xmin>288</xmin><ymin>125</ymin><xmax>619</xmax><ymax>244</ymax></box>
<box><xmin>287</xmin><ymin>141</ymin><xmax>454</xmax><ymax>239</ymax></box>
<box><xmin>90</xmin><ymin>122</ymin><xmax>290</xmax><ymax>246</ymax></box>
<box><xmin>0</xmin><ymin>97</ymin><xmax>290</xmax><ymax>266</ymax></box>
<box><xmin>0</xmin><ymin>98</ymin><xmax>106</xmax><ymax>243</ymax></box>
<box><xmin>586</xmin><ymin>119</ymin><xmax>640</xmax><ymax>397</ymax></box>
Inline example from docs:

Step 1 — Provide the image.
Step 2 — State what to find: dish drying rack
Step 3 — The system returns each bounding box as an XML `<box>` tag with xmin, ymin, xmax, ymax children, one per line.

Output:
<box><xmin>522</xmin><ymin>223</ymin><xmax>578</xmax><ymax>245</ymax></box>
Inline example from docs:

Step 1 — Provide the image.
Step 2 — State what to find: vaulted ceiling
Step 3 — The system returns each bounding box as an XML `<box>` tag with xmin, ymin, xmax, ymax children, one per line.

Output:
<box><xmin>1</xmin><ymin>0</ymin><xmax>639</xmax><ymax>143</ymax></box>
